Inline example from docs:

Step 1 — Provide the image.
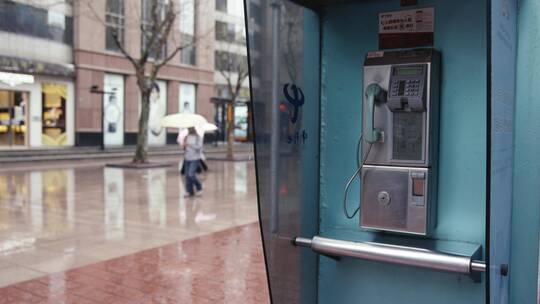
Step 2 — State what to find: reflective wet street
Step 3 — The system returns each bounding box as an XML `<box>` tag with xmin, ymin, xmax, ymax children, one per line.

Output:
<box><xmin>0</xmin><ymin>157</ymin><xmax>265</xmax><ymax>302</ymax></box>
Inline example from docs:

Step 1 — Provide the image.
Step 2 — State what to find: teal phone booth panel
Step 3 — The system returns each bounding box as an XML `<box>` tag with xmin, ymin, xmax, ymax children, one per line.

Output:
<box><xmin>510</xmin><ymin>0</ymin><xmax>540</xmax><ymax>302</ymax></box>
<box><xmin>318</xmin><ymin>0</ymin><xmax>486</xmax><ymax>303</ymax></box>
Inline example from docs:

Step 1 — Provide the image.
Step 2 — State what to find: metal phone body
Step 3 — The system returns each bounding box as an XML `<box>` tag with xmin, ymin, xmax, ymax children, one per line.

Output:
<box><xmin>360</xmin><ymin>49</ymin><xmax>440</xmax><ymax>236</ymax></box>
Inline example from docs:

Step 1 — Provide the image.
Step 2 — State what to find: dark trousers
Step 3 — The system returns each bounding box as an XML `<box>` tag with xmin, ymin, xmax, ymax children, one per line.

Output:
<box><xmin>185</xmin><ymin>160</ymin><xmax>202</xmax><ymax>195</ymax></box>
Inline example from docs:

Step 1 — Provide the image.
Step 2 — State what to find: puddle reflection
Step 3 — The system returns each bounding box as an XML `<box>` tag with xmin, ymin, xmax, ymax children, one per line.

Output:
<box><xmin>104</xmin><ymin>167</ymin><xmax>124</xmax><ymax>240</ymax></box>
<box><xmin>0</xmin><ymin>168</ymin><xmax>75</xmax><ymax>252</ymax></box>
<box><xmin>147</xmin><ymin>169</ymin><xmax>167</xmax><ymax>227</ymax></box>
<box><xmin>235</xmin><ymin>162</ymin><xmax>248</xmax><ymax>194</ymax></box>
<box><xmin>0</xmin><ymin>161</ymin><xmax>257</xmax><ymax>256</ymax></box>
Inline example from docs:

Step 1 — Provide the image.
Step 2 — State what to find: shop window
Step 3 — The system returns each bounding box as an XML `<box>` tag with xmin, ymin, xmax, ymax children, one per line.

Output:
<box><xmin>0</xmin><ymin>90</ymin><xmax>28</xmax><ymax>147</ymax></box>
<box><xmin>106</xmin><ymin>0</ymin><xmax>125</xmax><ymax>52</ymax></box>
<box><xmin>234</xmin><ymin>103</ymin><xmax>249</xmax><ymax>141</ymax></box>
<box><xmin>42</xmin><ymin>83</ymin><xmax>68</xmax><ymax>146</ymax></box>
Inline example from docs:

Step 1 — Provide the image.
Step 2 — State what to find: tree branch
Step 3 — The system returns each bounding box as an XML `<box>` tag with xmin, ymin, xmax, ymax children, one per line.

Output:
<box><xmin>111</xmin><ymin>32</ymin><xmax>139</xmax><ymax>68</ymax></box>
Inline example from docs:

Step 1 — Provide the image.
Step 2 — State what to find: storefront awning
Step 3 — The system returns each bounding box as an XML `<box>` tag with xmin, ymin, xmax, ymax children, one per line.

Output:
<box><xmin>0</xmin><ymin>55</ymin><xmax>74</xmax><ymax>78</ymax></box>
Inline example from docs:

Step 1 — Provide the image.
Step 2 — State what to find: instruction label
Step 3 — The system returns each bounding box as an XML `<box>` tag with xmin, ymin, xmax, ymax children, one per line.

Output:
<box><xmin>379</xmin><ymin>7</ymin><xmax>434</xmax><ymax>49</ymax></box>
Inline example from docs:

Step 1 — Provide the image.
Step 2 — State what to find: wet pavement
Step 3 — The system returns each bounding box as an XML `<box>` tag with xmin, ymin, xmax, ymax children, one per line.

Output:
<box><xmin>0</xmin><ymin>223</ymin><xmax>268</xmax><ymax>303</ymax></box>
<box><xmin>0</xmin><ymin>157</ymin><xmax>262</xmax><ymax>293</ymax></box>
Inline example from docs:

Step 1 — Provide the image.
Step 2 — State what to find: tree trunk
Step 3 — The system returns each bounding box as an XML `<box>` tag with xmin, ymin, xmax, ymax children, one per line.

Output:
<box><xmin>134</xmin><ymin>90</ymin><xmax>151</xmax><ymax>163</ymax></box>
<box><xmin>226</xmin><ymin>97</ymin><xmax>236</xmax><ymax>159</ymax></box>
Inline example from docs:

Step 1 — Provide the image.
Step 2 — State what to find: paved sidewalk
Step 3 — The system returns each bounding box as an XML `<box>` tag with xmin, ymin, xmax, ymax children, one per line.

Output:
<box><xmin>0</xmin><ymin>223</ymin><xmax>269</xmax><ymax>304</ymax></box>
<box><xmin>0</xmin><ymin>142</ymin><xmax>253</xmax><ymax>164</ymax></box>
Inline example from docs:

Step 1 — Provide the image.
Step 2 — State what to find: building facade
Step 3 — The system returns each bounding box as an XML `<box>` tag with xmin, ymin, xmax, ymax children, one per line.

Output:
<box><xmin>0</xmin><ymin>0</ymin><xmax>253</xmax><ymax>149</ymax></box>
<box><xmin>0</xmin><ymin>0</ymin><xmax>75</xmax><ymax>148</ymax></box>
<box><xmin>74</xmin><ymin>0</ymin><xmax>215</xmax><ymax>147</ymax></box>
<box><xmin>214</xmin><ymin>0</ymin><xmax>252</xmax><ymax>141</ymax></box>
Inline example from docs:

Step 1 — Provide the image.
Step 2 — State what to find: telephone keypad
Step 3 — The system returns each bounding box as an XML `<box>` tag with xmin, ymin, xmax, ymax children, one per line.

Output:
<box><xmin>391</xmin><ymin>79</ymin><xmax>422</xmax><ymax>97</ymax></box>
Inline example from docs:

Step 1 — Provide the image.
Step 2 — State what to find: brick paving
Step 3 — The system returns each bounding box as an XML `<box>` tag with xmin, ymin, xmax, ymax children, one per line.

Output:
<box><xmin>0</xmin><ymin>223</ymin><xmax>270</xmax><ymax>304</ymax></box>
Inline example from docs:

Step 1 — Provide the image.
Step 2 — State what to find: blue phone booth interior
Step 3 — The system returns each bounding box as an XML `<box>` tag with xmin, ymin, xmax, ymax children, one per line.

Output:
<box><xmin>245</xmin><ymin>0</ymin><xmax>522</xmax><ymax>303</ymax></box>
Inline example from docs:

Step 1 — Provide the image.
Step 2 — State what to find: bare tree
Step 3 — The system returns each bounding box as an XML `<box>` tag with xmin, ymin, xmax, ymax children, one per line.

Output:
<box><xmin>79</xmin><ymin>0</ymin><xmax>204</xmax><ymax>163</ymax></box>
<box><xmin>215</xmin><ymin>35</ymin><xmax>249</xmax><ymax>159</ymax></box>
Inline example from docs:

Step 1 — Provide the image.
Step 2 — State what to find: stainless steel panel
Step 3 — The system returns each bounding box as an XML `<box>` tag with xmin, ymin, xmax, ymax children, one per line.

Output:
<box><xmin>360</xmin><ymin>165</ymin><xmax>431</xmax><ymax>235</ymax></box>
<box><xmin>361</xmin><ymin>167</ymin><xmax>409</xmax><ymax>231</ymax></box>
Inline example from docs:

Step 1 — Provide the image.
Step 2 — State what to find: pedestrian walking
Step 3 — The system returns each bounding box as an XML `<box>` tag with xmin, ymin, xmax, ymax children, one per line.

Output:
<box><xmin>182</xmin><ymin>127</ymin><xmax>203</xmax><ymax>197</ymax></box>
<box><xmin>178</xmin><ymin>127</ymin><xmax>208</xmax><ymax>175</ymax></box>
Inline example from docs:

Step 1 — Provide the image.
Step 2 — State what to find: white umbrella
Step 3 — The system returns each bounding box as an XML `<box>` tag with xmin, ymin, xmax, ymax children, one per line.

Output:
<box><xmin>161</xmin><ymin>113</ymin><xmax>207</xmax><ymax>129</ymax></box>
<box><xmin>202</xmin><ymin>123</ymin><xmax>218</xmax><ymax>132</ymax></box>
<box><xmin>177</xmin><ymin>123</ymin><xmax>218</xmax><ymax>145</ymax></box>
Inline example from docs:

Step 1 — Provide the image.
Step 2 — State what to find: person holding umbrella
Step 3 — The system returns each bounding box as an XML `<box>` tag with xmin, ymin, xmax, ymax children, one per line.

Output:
<box><xmin>183</xmin><ymin>127</ymin><xmax>203</xmax><ymax>197</ymax></box>
<box><xmin>177</xmin><ymin>123</ymin><xmax>217</xmax><ymax>174</ymax></box>
<box><xmin>161</xmin><ymin>113</ymin><xmax>217</xmax><ymax>197</ymax></box>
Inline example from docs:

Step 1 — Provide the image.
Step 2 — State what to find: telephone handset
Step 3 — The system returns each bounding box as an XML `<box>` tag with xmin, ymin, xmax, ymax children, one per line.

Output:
<box><xmin>364</xmin><ymin>83</ymin><xmax>387</xmax><ymax>144</ymax></box>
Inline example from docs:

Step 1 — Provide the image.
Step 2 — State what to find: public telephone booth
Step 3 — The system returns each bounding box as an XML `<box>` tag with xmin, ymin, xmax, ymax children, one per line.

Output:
<box><xmin>245</xmin><ymin>0</ymin><xmax>538</xmax><ymax>303</ymax></box>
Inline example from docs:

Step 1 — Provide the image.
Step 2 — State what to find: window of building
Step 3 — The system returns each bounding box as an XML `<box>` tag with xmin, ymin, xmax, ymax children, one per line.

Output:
<box><xmin>48</xmin><ymin>10</ymin><xmax>65</xmax><ymax>29</ymax></box>
<box><xmin>0</xmin><ymin>1</ymin><xmax>73</xmax><ymax>45</ymax></box>
<box><xmin>215</xmin><ymin>85</ymin><xmax>229</xmax><ymax>99</ymax></box>
<box><xmin>215</xmin><ymin>21</ymin><xmax>245</xmax><ymax>44</ymax></box>
<box><xmin>179</xmin><ymin>0</ymin><xmax>196</xmax><ymax>65</ymax></box>
<box><xmin>215</xmin><ymin>21</ymin><xmax>232</xmax><ymax>42</ymax></box>
<box><xmin>248</xmin><ymin>2</ymin><xmax>262</xmax><ymax>24</ymax></box>
<box><xmin>181</xmin><ymin>34</ymin><xmax>196</xmax><ymax>65</ymax></box>
<box><xmin>227</xmin><ymin>0</ymin><xmax>244</xmax><ymax>17</ymax></box>
<box><xmin>105</xmin><ymin>0</ymin><xmax>125</xmax><ymax>52</ymax></box>
<box><xmin>216</xmin><ymin>0</ymin><xmax>227</xmax><ymax>12</ymax></box>
<box><xmin>215</xmin><ymin>51</ymin><xmax>247</xmax><ymax>72</ymax></box>
<box><xmin>179</xmin><ymin>0</ymin><xmax>195</xmax><ymax>35</ymax></box>
<box><xmin>141</xmin><ymin>0</ymin><xmax>167</xmax><ymax>60</ymax></box>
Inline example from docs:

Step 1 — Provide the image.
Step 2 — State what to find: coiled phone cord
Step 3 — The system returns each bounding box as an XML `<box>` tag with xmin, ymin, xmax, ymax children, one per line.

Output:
<box><xmin>343</xmin><ymin>135</ymin><xmax>373</xmax><ymax>219</ymax></box>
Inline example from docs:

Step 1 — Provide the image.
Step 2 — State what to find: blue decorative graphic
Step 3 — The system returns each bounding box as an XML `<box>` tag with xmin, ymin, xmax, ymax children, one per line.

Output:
<box><xmin>283</xmin><ymin>83</ymin><xmax>305</xmax><ymax>124</ymax></box>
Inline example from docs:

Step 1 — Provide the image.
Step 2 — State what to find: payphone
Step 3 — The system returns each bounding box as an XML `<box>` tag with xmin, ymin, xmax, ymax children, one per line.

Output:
<box><xmin>358</xmin><ymin>49</ymin><xmax>440</xmax><ymax>236</ymax></box>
